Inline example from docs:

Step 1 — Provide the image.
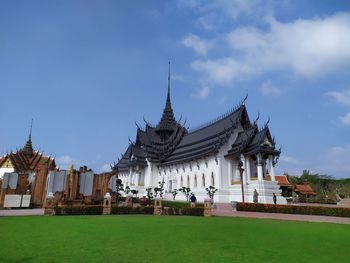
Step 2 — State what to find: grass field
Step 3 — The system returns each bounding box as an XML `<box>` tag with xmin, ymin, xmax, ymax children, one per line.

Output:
<box><xmin>0</xmin><ymin>215</ymin><xmax>349</xmax><ymax>263</ymax></box>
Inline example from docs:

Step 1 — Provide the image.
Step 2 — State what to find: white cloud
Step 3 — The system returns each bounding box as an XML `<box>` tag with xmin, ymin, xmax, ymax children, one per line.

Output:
<box><xmin>56</xmin><ymin>155</ymin><xmax>73</xmax><ymax>169</ymax></box>
<box><xmin>227</xmin><ymin>13</ymin><xmax>350</xmax><ymax>77</ymax></box>
<box><xmin>260</xmin><ymin>80</ymin><xmax>282</xmax><ymax>96</ymax></box>
<box><xmin>191</xmin><ymin>58</ymin><xmax>253</xmax><ymax>86</ymax></box>
<box><xmin>172</xmin><ymin>74</ymin><xmax>185</xmax><ymax>81</ymax></box>
<box><xmin>323</xmin><ymin>145</ymin><xmax>350</xmax><ymax>176</ymax></box>
<box><xmin>100</xmin><ymin>163</ymin><xmax>111</xmax><ymax>172</ymax></box>
<box><xmin>278</xmin><ymin>147</ymin><xmax>350</xmax><ymax>178</ymax></box>
<box><xmin>191</xmin><ymin>86</ymin><xmax>210</xmax><ymax>100</ymax></box>
<box><xmin>181</xmin><ymin>33</ymin><xmax>213</xmax><ymax>56</ymax></box>
<box><xmin>143</xmin><ymin>9</ymin><xmax>160</xmax><ymax>20</ymax></box>
<box><xmin>340</xmin><ymin>112</ymin><xmax>350</xmax><ymax>126</ymax></box>
<box><xmin>280</xmin><ymin>155</ymin><xmax>300</xmax><ymax>165</ymax></box>
<box><xmin>178</xmin><ymin>0</ymin><xmax>273</xmax><ymax>21</ymax></box>
<box><xmin>196</xmin><ymin>15</ymin><xmax>216</xmax><ymax>30</ymax></box>
<box><xmin>211</xmin><ymin>0</ymin><xmax>262</xmax><ymax>19</ymax></box>
<box><xmin>177</xmin><ymin>0</ymin><xmax>201</xmax><ymax>9</ymax></box>
<box><xmin>326</xmin><ymin>89</ymin><xmax>350</xmax><ymax>107</ymax></box>
<box><xmin>191</xmin><ymin>12</ymin><xmax>350</xmax><ymax>85</ymax></box>
<box><xmin>326</xmin><ymin>89</ymin><xmax>350</xmax><ymax>125</ymax></box>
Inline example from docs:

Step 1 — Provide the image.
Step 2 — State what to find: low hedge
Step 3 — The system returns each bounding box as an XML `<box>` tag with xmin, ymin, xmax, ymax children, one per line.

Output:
<box><xmin>54</xmin><ymin>205</ymin><xmax>103</xmax><ymax>215</ymax></box>
<box><xmin>237</xmin><ymin>202</ymin><xmax>350</xmax><ymax>218</ymax></box>
<box><xmin>162</xmin><ymin>206</ymin><xmax>204</xmax><ymax>216</ymax></box>
<box><xmin>162</xmin><ymin>200</ymin><xmax>204</xmax><ymax>209</ymax></box>
<box><xmin>180</xmin><ymin>207</ymin><xmax>204</xmax><ymax>216</ymax></box>
<box><xmin>111</xmin><ymin>206</ymin><xmax>154</xmax><ymax>215</ymax></box>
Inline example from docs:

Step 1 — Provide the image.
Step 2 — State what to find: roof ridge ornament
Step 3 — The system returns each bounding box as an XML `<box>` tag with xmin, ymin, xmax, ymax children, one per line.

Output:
<box><xmin>242</xmin><ymin>93</ymin><xmax>248</xmax><ymax>105</ymax></box>
<box><xmin>254</xmin><ymin>112</ymin><xmax>260</xmax><ymax>125</ymax></box>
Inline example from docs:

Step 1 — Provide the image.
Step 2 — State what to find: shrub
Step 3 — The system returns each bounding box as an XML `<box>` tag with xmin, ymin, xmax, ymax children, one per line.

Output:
<box><xmin>162</xmin><ymin>200</ymin><xmax>204</xmax><ymax>210</ymax></box>
<box><xmin>237</xmin><ymin>202</ymin><xmax>350</xmax><ymax>218</ymax></box>
<box><xmin>54</xmin><ymin>205</ymin><xmax>103</xmax><ymax>215</ymax></box>
<box><xmin>111</xmin><ymin>206</ymin><xmax>154</xmax><ymax>215</ymax></box>
<box><xmin>181</xmin><ymin>208</ymin><xmax>204</xmax><ymax>216</ymax></box>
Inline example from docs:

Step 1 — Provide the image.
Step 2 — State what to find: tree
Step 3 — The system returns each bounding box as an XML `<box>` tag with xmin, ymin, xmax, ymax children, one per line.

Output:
<box><xmin>205</xmin><ymin>185</ymin><xmax>218</xmax><ymax>203</ymax></box>
<box><xmin>179</xmin><ymin>187</ymin><xmax>191</xmax><ymax>202</ymax></box>
<box><xmin>115</xmin><ymin>178</ymin><xmax>124</xmax><ymax>203</ymax></box>
<box><xmin>154</xmin><ymin>187</ymin><xmax>161</xmax><ymax>197</ymax></box>
<box><xmin>158</xmin><ymin>181</ymin><xmax>165</xmax><ymax>198</ymax></box>
<box><xmin>171</xmin><ymin>189</ymin><xmax>178</xmax><ymax>200</ymax></box>
<box><xmin>145</xmin><ymin>187</ymin><xmax>154</xmax><ymax>200</ymax></box>
<box><xmin>154</xmin><ymin>181</ymin><xmax>165</xmax><ymax>198</ymax></box>
<box><xmin>130</xmin><ymin>189</ymin><xmax>138</xmax><ymax>198</ymax></box>
<box><xmin>124</xmin><ymin>186</ymin><xmax>131</xmax><ymax>195</ymax></box>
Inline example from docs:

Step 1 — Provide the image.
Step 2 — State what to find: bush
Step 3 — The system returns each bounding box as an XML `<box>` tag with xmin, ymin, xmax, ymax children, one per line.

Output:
<box><xmin>54</xmin><ymin>205</ymin><xmax>103</xmax><ymax>215</ymax></box>
<box><xmin>111</xmin><ymin>206</ymin><xmax>154</xmax><ymax>215</ymax></box>
<box><xmin>162</xmin><ymin>200</ymin><xmax>204</xmax><ymax>210</ymax></box>
<box><xmin>237</xmin><ymin>202</ymin><xmax>350</xmax><ymax>218</ymax></box>
<box><xmin>181</xmin><ymin>208</ymin><xmax>204</xmax><ymax>216</ymax></box>
<box><xmin>160</xmin><ymin>201</ymin><xmax>204</xmax><ymax>216</ymax></box>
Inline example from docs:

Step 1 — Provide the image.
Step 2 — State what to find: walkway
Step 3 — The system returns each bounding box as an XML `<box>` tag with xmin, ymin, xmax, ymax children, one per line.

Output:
<box><xmin>0</xmin><ymin>209</ymin><xmax>45</xmax><ymax>217</ymax></box>
<box><xmin>213</xmin><ymin>203</ymin><xmax>350</xmax><ymax>225</ymax></box>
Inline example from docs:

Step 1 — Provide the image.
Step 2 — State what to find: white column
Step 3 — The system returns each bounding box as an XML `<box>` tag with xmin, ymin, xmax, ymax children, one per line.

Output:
<box><xmin>257</xmin><ymin>154</ymin><xmax>264</xmax><ymax>181</ymax></box>
<box><xmin>233</xmin><ymin>161</ymin><xmax>240</xmax><ymax>182</ymax></box>
<box><xmin>228</xmin><ymin>159</ymin><xmax>232</xmax><ymax>185</ymax></box>
<box><xmin>136</xmin><ymin>173</ymin><xmax>140</xmax><ymax>186</ymax></box>
<box><xmin>269</xmin><ymin>156</ymin><xmax>276</xmax><ymax>181</ymax></box>
<box><xmin>217</xmin><ymin>157</ymin><xmax>222</xmax><ymax>188</ymax></box>
<box><xmin>246</xmin><ymin>157</ymin><xmax>251</xmax><ymax>181</ymax></box>
<box><xmin>240</xmin><ymin>155</ymin><xmax>247</xmax><ymax>184</ymax></box>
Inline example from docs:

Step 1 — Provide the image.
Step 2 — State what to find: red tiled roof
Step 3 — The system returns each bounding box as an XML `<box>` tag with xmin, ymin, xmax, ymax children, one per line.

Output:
<box><xmin>275</xmin><ymin>175</ymin><xmax>293</xmax><ymax>187</ymax></box>
<box><xmin>294</xmin><ymin>183</ymin><xmax>316</xmax><ymax>195</ymax></box>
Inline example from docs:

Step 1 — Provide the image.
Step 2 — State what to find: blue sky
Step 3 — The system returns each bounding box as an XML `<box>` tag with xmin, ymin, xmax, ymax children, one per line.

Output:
<box><xmin>1</xmin><ymin>0</ymin><xmax>350</xmax><ymax>177</ymax></box>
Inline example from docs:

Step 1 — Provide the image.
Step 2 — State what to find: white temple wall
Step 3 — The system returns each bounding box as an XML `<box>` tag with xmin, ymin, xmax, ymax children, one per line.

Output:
<box><xmin>0</xmin><ymin>167</ymin><xmax>15</xmax><ymax>179</ymax></box>
<box><xmin>116</xmin><ymin>124</ymin><xmax>287</xmax><ymax>204</ymax></box>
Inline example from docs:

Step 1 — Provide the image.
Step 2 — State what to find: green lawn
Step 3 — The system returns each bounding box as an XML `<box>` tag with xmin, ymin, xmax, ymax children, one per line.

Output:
<box><xmin>0</xmin><ymin>215</ymin><xmax>349</xmax><ymax>263</ymax></box>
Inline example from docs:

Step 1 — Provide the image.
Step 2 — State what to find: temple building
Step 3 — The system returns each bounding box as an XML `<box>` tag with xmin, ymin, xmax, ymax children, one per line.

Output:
<box><xmin>0</xmin><ymin>127</ymin><xmax>115</xmax><ymax>208</ymax></box>
<box><xmin>0</xmin><ymin>128</ymin><xmax>56</xmax><ymax>207</ymax></box>
<box><xmin>113</xmin><ymin>67</ymin><xmax>286</xmax><ymax>204</ymax></box>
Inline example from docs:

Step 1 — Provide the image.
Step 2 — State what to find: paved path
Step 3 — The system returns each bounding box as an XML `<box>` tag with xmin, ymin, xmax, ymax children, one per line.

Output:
<box><xmin>213</xmin><ymin>203</ymin><xmax>350</xmax><ymax>225</ymax></box>
<box><xmin>0</xmin><ymin>209</ymin><xmax>44</xmax><ymax>217</ymax></box>
<box><xmin>338</xmin><ymin>198</ymin><xmax>350</xmax><ymax>207</ymax></box>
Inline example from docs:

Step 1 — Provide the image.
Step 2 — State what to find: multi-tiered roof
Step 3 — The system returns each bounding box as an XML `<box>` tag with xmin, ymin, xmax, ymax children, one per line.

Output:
<box><xmin>113</xmin><ymin>69</ymin><xmax>280</xmax><ymax>173</ymax></box>
<box><xmin>0</xmin><ymin>125</ymin><xmax>56</xmax><ymax>172</ymax></box>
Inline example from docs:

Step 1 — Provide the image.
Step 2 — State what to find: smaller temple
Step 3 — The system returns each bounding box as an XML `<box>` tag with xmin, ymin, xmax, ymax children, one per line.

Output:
<box><xmin>0</xmin><ymin>125</ymin><xmax>117</xmax><ymax>208</ymax></box>
<box><xmin>0</xmin><ymin>124</ymin><xmax>56</xmax><ymax>207</ymax></box>
<box><xmin>294</xmin><ymin>182</ymin><xmax>316</xmax><ymax>199</ymax></box>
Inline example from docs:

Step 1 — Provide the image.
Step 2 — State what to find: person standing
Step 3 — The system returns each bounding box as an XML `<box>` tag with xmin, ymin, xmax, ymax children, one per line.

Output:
<box><xmin>190</xmin><ymin>193</ymin><xmax>197</xmax><ymax>208</ymax></box>
<box><xmin>253</xmin><ymin>189</ymin><xmax>259</xmax><ymax>203</ymax></box>
<box><xmin>273</xmin><ymin>193</ymin><xmax>277</xmax><ymax>205</ymax></box>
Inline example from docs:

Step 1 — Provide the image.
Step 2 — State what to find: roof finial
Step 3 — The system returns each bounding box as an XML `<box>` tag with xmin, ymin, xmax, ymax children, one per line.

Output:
<box><xmin>168</xmin><ymin>61</ymin><xmax>171</xmax><ymax>96</ymax></box>
<box><xmin>29</xmin><ymin>118</ymin><xmax>33</xmax><ymax>140</ymax></box>
<box><xmin>156</xmin><ymin>61</ymin><xmax>176</xmax><ymax>133</ymax></box>
<box><xmin>23</xmin><ymin>118</ymin><xmax>34</xmax><ymax>157</ymax></box>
